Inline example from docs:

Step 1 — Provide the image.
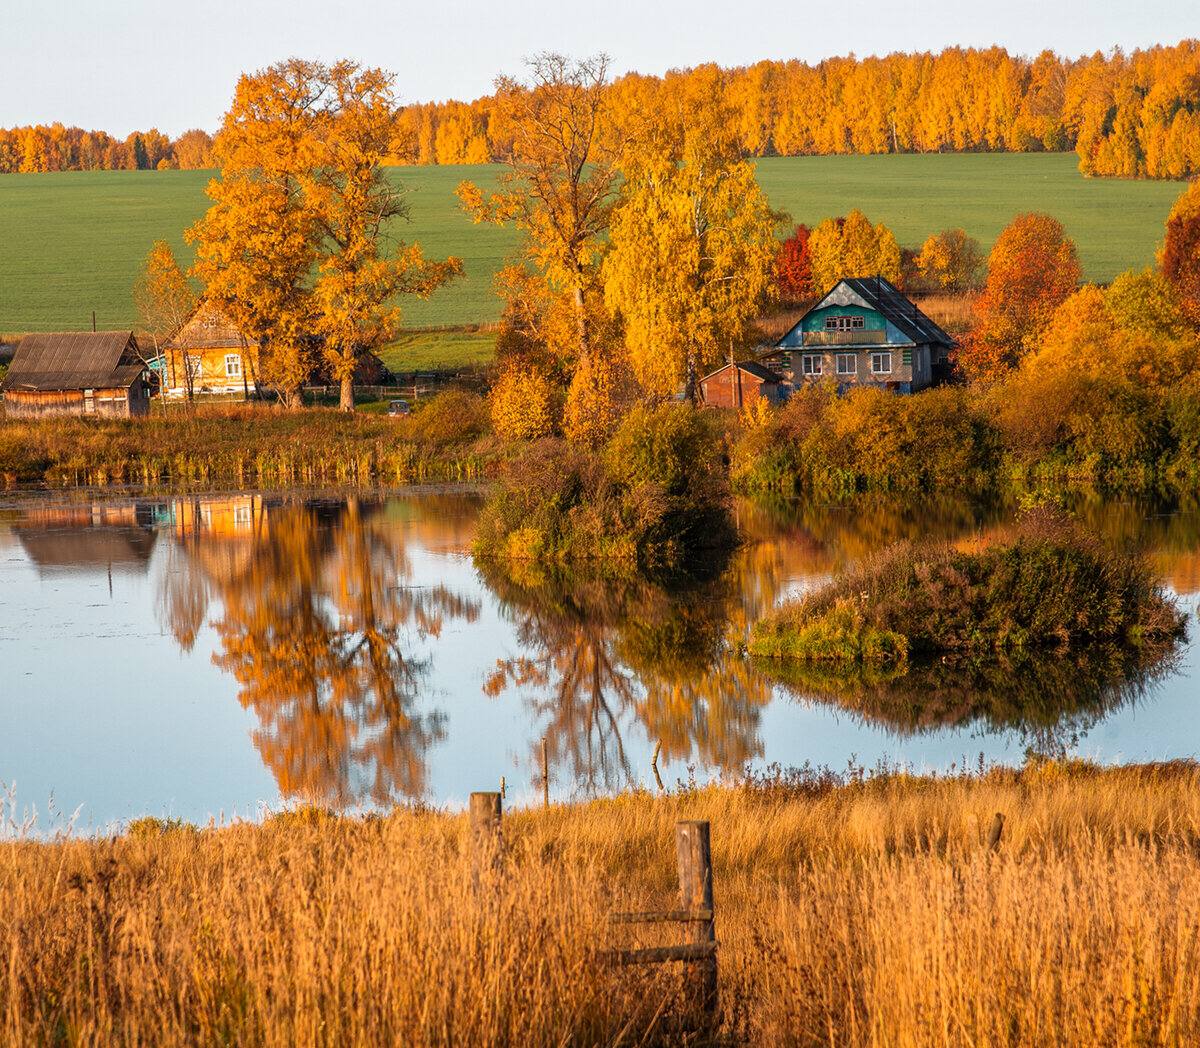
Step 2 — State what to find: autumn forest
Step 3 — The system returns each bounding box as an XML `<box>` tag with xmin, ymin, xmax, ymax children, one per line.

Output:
<box><xmin>4</xmin><ymin>39</ymin><xmax>1200</xmax><ymax>178</ymax></box>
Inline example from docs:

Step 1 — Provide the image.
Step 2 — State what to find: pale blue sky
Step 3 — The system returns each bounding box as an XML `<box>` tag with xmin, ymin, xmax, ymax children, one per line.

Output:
<box><xmin>2</xmin><ymin>0</ymin><xmax>1196</xmax><ymax>136</ymax></box>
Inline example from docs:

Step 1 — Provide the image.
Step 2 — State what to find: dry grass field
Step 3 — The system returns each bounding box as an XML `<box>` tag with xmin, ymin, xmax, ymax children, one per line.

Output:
<box><xmin>3</xmin><ymin>761</ymin><xmax>1199</xmax><ymax>1046</ymax></box>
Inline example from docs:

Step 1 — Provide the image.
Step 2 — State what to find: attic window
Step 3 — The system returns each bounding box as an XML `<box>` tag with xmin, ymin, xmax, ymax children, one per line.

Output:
<box><xmin>825</xmin><ymin>315</ymin><xmax>865</xmax><ymax>331</ymax></box>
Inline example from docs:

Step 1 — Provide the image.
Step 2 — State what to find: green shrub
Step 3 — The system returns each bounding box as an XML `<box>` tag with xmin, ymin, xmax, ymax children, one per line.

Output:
<box><xmin>749</xmin><ymin>511</ymin><xmax>1186</xmax><ymax>665</ymax></box>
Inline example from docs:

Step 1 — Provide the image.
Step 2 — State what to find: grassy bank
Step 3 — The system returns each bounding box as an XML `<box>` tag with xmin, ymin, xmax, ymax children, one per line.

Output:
<box><xmin>0</xmin><ymin>400</ymin><xmax>497</xmax><ymax>490</ymax></box>
<box><xmin>3</xmin><ymin>761</ymin><xmax>1200</xmax><ymax>1046</ymax></box>
<box><xmin>749</xmin><ymin>513</ymin><xmax>1186</xmax><ymax>667</ymax></box>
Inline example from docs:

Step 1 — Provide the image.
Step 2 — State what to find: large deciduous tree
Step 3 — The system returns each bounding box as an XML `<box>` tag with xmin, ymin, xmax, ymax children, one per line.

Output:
<box><xmin>807</xmin><ymin>209</ymin><xmax>902</xmax><ymax>291</ymax></box>
<box><xmin>457</xmin><ymin>53</ymin><xmax>618</xmax><ymax>373</ymax></box>
<box><xmin>190</xmin><ymin>59</ymin><xmax>460</xmax><ymax>410</ymax></box>
<box><xmin>957</xmin><ymin>212</ymin><xmax>1081</xmax><ymax>383</ymax></box>
<box><xmin>603</xmin><ymin>71</ymin><xmax>778</xmax><ymax>400</ymax></box>
<box><xmin>1159</xmin><ymin>181</ymin><xmax>1200</xmax><ymax>327</ymax></box>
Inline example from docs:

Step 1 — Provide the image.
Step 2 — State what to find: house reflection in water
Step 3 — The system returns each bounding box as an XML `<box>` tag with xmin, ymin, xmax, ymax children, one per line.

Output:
<box><xmin>12</xmin><ymin>502</ymin><xmax>159</xmax><ymax>576</ymax></box>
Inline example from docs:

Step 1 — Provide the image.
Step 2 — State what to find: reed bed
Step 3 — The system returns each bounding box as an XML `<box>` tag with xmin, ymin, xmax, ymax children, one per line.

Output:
<box><xmin>0</xmin><ymin>404</ymin><xmax>497</xmax><ymax>490</ymax></box>
<box><xmin>3</xmin><ymin>762</ymin><xmax>1200</xmax><ymax>1046</ymax></box>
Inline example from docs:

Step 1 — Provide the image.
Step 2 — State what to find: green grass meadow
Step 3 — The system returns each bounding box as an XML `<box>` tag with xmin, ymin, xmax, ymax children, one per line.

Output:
<box><xmin>0</xmin><ymin>154</ymin><xmax>1186</xmax><ymax>340</ymax></box>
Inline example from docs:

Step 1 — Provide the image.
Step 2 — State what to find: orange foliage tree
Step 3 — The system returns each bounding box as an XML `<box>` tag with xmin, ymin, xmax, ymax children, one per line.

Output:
<box><xmin>775</xmin><ymin>224</ymin><xmax>814</xmax><ymax>303</ymax></box>
<box><xmin>957</xmin><ymin>213</ymin><xmax>1081</xmax><ymax>383</ymax></box>
<box><xmin>1159</xmin><ymin>181</ymin><xmax>1200</xmax><ymax>325</ymax></box>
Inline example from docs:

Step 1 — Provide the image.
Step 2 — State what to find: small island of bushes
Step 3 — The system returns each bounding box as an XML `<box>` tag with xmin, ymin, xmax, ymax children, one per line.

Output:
<box><xmin>748</xmin><ymin>513</ymin><xmax>1187</xmax><ymax>667</ymax></box>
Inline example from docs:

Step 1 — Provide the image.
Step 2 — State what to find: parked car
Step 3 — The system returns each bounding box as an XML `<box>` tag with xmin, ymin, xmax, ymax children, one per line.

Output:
<box><xmin>387</xmin><ymin>399</ymin><xmax>412</xmax><ymax>417</ymax></box>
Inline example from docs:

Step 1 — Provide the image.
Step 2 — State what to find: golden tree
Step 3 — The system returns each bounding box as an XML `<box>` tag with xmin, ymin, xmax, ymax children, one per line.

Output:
<box><xmin>309</xmin><ymin>62</ymin><xmax>462</xmax><ymax>411</ymax></box>
<box><xmin>132</xmin><ymin>240</ymin><xmax>196</xmax><ymax>399</ymax></box>
<box><xmin>458</xmin><ymin>54</ymin><xmax>617</xmax><ymax>373</ymax></box>
<box><xmin>916</xmin><ymin>228</ymin><xmax>984</xmax><ymax>292</ymax></box>
<box><xmin>808</xmin><ymin>209</ymin><xmax>902</xmax><ymax>291</ymax></box>
<box><xmin>603</xmin><ymin>72</ymin><xmax>778</xmax><ymax>399</ymax></box>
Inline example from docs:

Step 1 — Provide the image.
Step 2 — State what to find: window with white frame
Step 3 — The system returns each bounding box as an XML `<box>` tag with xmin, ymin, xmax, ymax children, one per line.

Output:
<box><xmin>870</xmin><ymin>352</ymin><xmax>893</xmax><ymax>375</ymax></box>
<box><xmin>801</xmin><ymin>354</ymin><xmax>822</xmax><ymax>376</ymax></box>
<box><xmin>824</xmin><ymin>315</ymin><xmax>865</xmax><ymax>331</ymax></box>
<box><xmin>835</xmin><ymin>353</ymin><xmax>856</xmax><ymax>376</ymax></box>
<box><xmin>225</xmin><ymin>353</ymin><xmax>242</xmax><ymax>378</ymax></box>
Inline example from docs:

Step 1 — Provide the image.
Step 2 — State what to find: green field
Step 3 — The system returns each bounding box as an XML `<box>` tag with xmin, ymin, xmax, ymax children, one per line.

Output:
<box><xmin>0</xmin><ymin>155</ymin><xmax>1186</xmax><ymax>335</ymax></box>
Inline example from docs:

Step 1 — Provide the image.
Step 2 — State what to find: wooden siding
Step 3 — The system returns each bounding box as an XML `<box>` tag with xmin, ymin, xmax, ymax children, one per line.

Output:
<box><xmin>3</xmin><ymin>381</ymin><xmax>149</xmax><ymax>418</ymax></box>
<box><xmin>700</xmin><ymin>369</ymin><xmax>783</xmax><ymax>409</ymax></box>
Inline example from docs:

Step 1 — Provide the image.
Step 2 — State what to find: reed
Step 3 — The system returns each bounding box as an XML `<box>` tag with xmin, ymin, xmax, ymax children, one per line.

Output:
<box><xmin>3</xmin><ymin>761</ymin><xmax>1200</xmax><ymax>1046</ymax></box>
<box><xmin>0</xmin><ymin>401</ymin><xmax>499</xmax><ymax>490</ymax></box>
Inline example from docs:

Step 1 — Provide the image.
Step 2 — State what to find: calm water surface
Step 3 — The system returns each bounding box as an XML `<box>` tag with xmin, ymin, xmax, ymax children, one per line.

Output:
<box><xmin>1</xmin><ymin>489</ymin><xmax>1197</xmax><ymax>828</ymax></box>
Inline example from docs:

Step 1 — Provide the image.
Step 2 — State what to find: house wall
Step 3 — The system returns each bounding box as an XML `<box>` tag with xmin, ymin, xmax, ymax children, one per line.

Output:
<box><xmin>780</xmin><ymin>344</ymin><xmax>933</xmax><ymax>393</ymax></box>
<box><xmin>700</xmin><ymin>369</ymin><xmax>781</xmax><ymax>408</ymax></box>
<box><xmin>161</xmin><ymin>345</ymin><xmax>255</xmax><ymax>398</ymax></box>
<box><xmin>2</xmin><ymin>385</ymin><xmax>147</xmax><ymax>418</ymax></box>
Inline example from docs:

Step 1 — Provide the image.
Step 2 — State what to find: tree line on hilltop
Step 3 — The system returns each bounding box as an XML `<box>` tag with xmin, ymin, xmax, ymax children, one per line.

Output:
<box><xmin>3</xmin><ymin>40</ymin><xmax>1199</xmax><ymax>177</ymax></box>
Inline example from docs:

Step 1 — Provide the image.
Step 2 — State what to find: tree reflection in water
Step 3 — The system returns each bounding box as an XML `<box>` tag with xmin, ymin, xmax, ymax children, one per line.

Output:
<box><xmin>480</xmin><ymin>560</ymin><xmax>772</xmax><ymax>794</ymax></box>
<box><xmin>757</xmin><ymin>644</ymin><xmax>1184</xmax><ymax>757</ymax></box>
<box><xmin>159</xmin><ymin>497</ymin><xmax>479</xmax><ymax>807</ymax></box>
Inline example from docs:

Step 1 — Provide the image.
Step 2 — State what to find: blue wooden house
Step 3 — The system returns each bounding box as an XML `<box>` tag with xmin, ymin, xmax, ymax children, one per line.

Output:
<box><xmin>767</xmin><ymin>277</ymin><xmax>954</xmax><ymax>393</ymax></box>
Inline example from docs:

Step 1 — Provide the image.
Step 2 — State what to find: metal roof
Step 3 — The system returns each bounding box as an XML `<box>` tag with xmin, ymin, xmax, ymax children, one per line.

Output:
<box><xmin>1</xmin><ymin>331</ymin><xmax>144</xmax><ymax>392</ymax></box>
<box><xmin>701</xmin><ymin>359</ymin><xmax>782</xmax><ymax>383</ymax></box>
<box><xmin>783</xmin><ymin>277</ymin><xmax>955</xmax><ymax>349</ymax></box>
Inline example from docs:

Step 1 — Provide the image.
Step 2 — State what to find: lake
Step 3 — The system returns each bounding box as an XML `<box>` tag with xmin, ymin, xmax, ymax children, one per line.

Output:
<box><xmin>1</xmin><ymin>489</ymin><xmax>1197</xmax><ymax>829</ymax></box>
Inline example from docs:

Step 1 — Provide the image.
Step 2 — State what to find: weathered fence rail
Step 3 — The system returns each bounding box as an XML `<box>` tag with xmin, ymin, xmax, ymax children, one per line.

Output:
<box><xmin>467</xmin><ymin>791</ymin><xmax>719</xmax><ymax>1019</ymax></box>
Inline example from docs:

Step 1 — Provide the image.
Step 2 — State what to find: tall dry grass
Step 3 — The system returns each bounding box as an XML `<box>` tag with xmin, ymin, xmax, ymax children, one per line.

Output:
<box><xmin>3</xmin><ymin>762</ymin><xmax>1200</xmax><ymax>1046</ymax></box>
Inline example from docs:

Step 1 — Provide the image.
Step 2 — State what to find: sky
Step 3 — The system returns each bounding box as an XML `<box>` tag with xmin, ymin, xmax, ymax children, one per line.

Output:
<box><xmin>1</xmin><ymin>0</ymin><xmax>1197</xmax><ymax>137</ymax></box>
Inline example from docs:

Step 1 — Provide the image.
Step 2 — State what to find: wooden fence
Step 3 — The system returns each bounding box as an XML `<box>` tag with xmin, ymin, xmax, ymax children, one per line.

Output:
<box><xmin>468</xmin><ymin>791</ymin><xmax>719</xmax><ymax>1020</ymax></box>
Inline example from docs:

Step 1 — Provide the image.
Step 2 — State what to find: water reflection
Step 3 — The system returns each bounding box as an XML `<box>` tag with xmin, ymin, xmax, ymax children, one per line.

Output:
<box><xmin>756</xmin><ymin>645</ymin><xmax>1183</xmax><ymax>758</ymax></box>
<box><xmin>158</xmin><ymin>496</ymin><xmax>480</xmax><ymax>807</ymax></box>
<box><xmin>481</xmin><ymin>562</ymin><xmax>771</xmax><ymax>791</ymax></box>
<box><xmin>1</xmin><ymin>490</ymin><xmax>1197</xmax><ymax>820</ymax></box>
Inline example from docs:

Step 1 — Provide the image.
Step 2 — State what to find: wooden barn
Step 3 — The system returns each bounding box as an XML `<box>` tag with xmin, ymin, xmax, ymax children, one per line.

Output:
<box><xmin>0</xmin><ymin>331</ymin><xmax>151</xmax><ymax>418</ymax></box>
<box><xmin>767</xmin><ymin>276</ymin><xmax>954</xmax><ymax>394</ymax></box>
<box><xmin>699</xmin><ymin>360</ymin><xmax>789</xmax><ymax>408</ymax></box>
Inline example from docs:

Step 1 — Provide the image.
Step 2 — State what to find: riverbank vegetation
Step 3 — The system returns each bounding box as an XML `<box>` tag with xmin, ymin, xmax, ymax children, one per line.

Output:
<box><xmin>4</xmin><ymin>760</ymin><xmax>1200</xmax><ymax>1046</ymax></box>
<box><xmin>473</xmin><ymin>403</ymin><xmax>735</xmax><ymax>568</ymax></box>
<box><xmin>0</xmin><ymin>395</ymin><xmax>494</xmax><ymax>489</ymax></box>
<box><xmin>748</xmin><ymin>513</ymin><xmax>1187</xmax><ymax>667</ymax></box>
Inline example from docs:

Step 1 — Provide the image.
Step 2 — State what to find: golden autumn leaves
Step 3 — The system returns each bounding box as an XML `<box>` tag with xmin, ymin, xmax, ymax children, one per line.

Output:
<box><xmin>187</xmin><ymin>60</ymin><xmax>463</xmax><ymax>409</ymax></box>
<box><xmin>459</xmin><ymin>55</ymin><xmax>782</xmax><ymax>436</ymax></box>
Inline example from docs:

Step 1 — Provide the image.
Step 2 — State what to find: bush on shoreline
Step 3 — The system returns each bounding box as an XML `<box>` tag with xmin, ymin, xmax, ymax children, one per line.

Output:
<box><xmin>474</xmin><ymin>403</ymin><xmax>736</xmax><ymax>569</ymax></box>
<box><xmin>749</xmin><ymin>512</ymin><xmax>1186</xmax><ymax>666</ymax></box>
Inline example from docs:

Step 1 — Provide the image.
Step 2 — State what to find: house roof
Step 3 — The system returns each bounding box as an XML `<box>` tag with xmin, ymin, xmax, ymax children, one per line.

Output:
<box><xmin>701</xmin><ymin>359</ymin><xmax>781</xmax><ymax>383</ymax></box>
<box><xmin>785</xmin><ymin>277</ymin><xmax>955</xmax><ymax>348</ymax></box>
<box><xmin>1</xmin><ymin>331</ymin><xmax>145</xmax><ymax>392</ymax></box>
<box><xmin>166</xmin><ymin>304</ymin><xmax>254</xmax><ymax>350</ymax></box>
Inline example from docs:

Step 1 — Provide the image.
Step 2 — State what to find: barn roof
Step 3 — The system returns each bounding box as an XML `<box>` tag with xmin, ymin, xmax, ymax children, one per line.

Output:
<box><xmin>701</xmin><ymin>359</ymin><xmax>781</xmax><ymax>383</ymax></box>
<box><xmin>1</xmin><ymin>331</ymin><xmax>144</xmax><ymax>392</ymax></box>
<box><xmin>785</xmin><ymin>277</ymin><xmax>955</xmax><ymax>348</ymax></box>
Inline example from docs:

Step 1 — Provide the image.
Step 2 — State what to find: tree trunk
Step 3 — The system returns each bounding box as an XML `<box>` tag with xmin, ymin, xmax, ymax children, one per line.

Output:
<box><xmin>573</xmin><ymin>283</ymin><xmax>589</xmax><ymax>363</ymax></box>
<box><xmin>339</xmin><ymin>373</ymin><xmax>355</xmax><ymax>413</ymax></box>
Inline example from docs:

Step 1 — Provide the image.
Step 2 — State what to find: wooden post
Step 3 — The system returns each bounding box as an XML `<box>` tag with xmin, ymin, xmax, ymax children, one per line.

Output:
<box><xmin>988</xmin><ymin>812</ymin><xmax>1005</xmax><ymax>851</ymax></box>
<box><xmin>676</xmin><ymin>820</ymin><xmax>717</xmax><ymax>1017</ymax></box>
<box><xmin>469</xmin><ymin>791</ymin><xmax>502</xmax><ymax>865</ymax></box>
<box><xmin>541</xmin><ymin>738</ymin><xmax>550</xmax><ymax>808</ymax></box>
<box><xmin>651</xmin><ymin>741</ymin><xmax>665</xmax><ymax>792</ymax></box>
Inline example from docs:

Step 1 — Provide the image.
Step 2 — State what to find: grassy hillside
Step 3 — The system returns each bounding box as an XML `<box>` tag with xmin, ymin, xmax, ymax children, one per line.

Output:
<box><xmin>0</xmin><ymin>155</ymin><xmax>1185</xmax><ymax>335</ymax></box>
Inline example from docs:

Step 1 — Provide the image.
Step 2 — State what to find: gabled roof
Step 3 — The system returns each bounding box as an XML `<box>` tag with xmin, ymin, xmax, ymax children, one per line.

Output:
<box><xmin>166</xmin><ymin>303</ymin><xmax>254</xmax><ymax>351</ymax></box>
<box><xmin>701</xmin><ymin>359</ymin><xmax>782</xmax><ymax>383</ymax></box>
<box><xmin>784</xmin><ymin>277</ymin><xmax>955</xmax><ymax>348</ymax></box>
<box><xmin>1</xmin><ymin>332</ymin><xmax>144</xmax><ymax>392</ymax></box>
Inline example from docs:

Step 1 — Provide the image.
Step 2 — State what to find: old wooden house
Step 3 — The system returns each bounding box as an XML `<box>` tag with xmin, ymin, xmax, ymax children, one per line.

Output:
<box><xmin>160</xmin><ymin>304</ymin><xmax>257</xmax><ymax>399</ymax></box>
<box><xmin>699</xmin><ymin>360</ymin><xmax>789</xmax><ymax>408</ymax></box>
<box><xmin>767</xmin><ymin>277</ymin><xmax>954</xmax><ymax>393</ymax></box>
<box><xmin>0</xmin><ymin>331</ymin><xmax>151</xmax><ymax>418</ymax></box>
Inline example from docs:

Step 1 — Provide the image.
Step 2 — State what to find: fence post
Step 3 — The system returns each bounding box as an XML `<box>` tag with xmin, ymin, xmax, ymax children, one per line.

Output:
<box><xmin>541</xmin><ymin>738</ymin><xmax>550</xmax><ymax>808</ymax></box>
<box><xmin>470</xmin><ymin>791</ymin><xmax>503</xmax><ymax>868</ymax></box>
<box><xmin>988</xmin><ymin>812</ymin><xmax>1005</xmax><ymax>851</ymax></box>
<box><xmin>676</xmin><ymin>820</ymin><xmax>717</xmax><ymax>1017</ymax></box>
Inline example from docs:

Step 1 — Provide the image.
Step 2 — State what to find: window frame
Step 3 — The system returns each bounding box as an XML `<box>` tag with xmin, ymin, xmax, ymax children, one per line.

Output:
<box><xmin>870</xmin><ymin>351</ymin><xmax>893</xmax><ymax>375</ymax></box>
<box><xmin>824</xmin><ymin>314</ymin><xmax>866</xmax><ymax>332</ymax></box>
<box><xmin>801</xmin><ymin>354</ymin><xmax>823</xmax><ymax>377</ymax></box>
<box><xmin>835</xmin><ymin>353</ymin><xmax>857</xmax><ymax>376</ymax></box>
<box><xmin>224</xmin><ymin>353</ymin><xmax>243</xmax><ymax>379</ymax></box>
